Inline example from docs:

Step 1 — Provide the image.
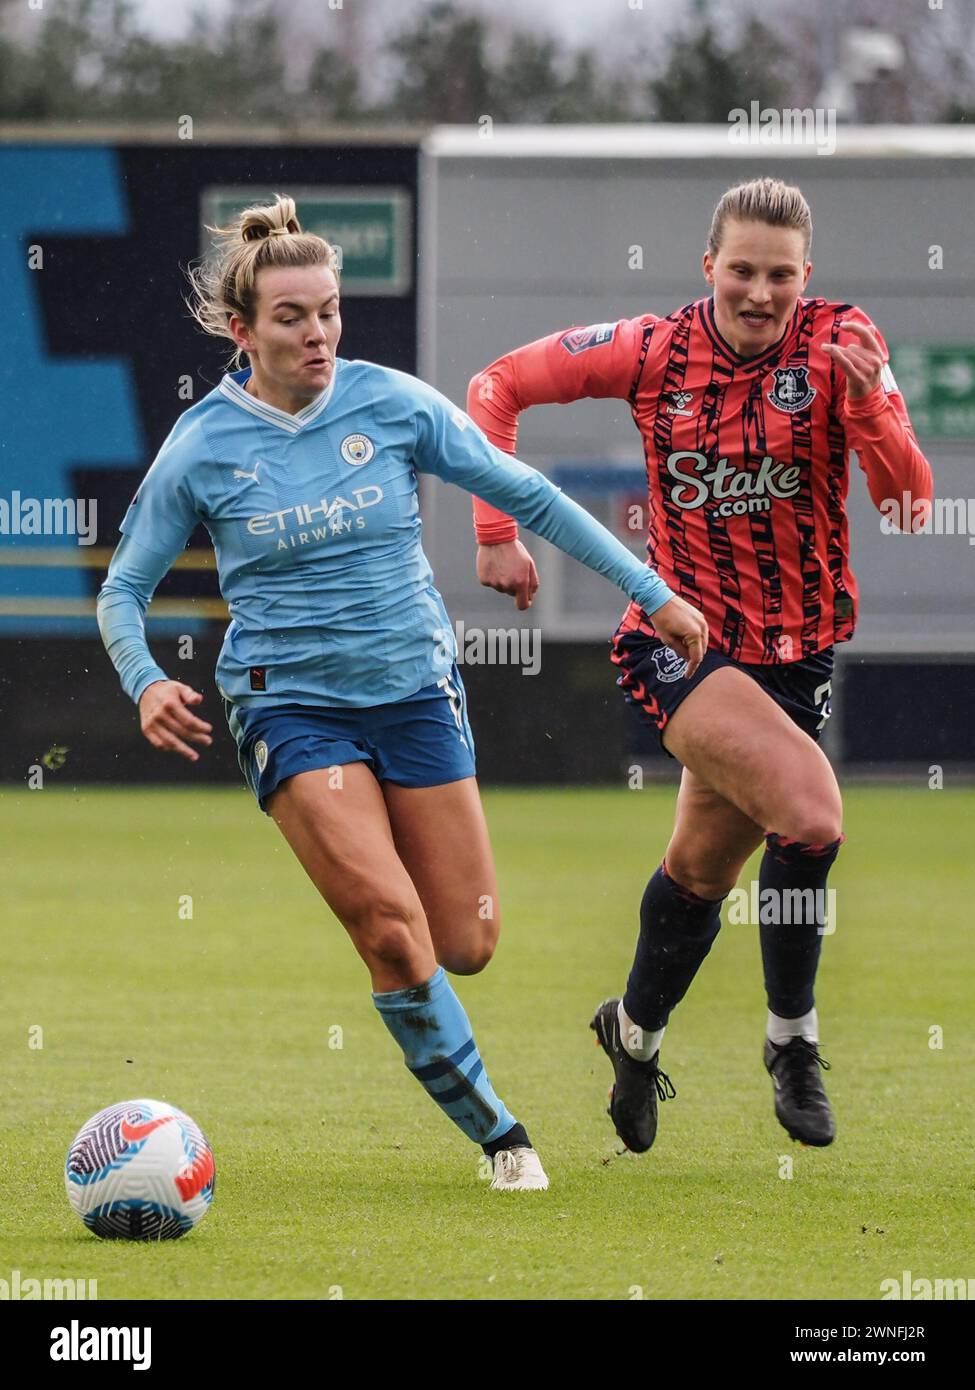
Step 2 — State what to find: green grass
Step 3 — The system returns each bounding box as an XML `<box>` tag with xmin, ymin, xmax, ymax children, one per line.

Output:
<box><xmin>0</xmin><ymin>784</ymin><xmax>971</xmax><ymax>1300</ymax></box>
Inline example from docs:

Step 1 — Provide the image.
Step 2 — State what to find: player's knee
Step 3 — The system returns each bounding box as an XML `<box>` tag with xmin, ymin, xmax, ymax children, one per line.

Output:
<box><xmin>781</xmin><ymin>800</ymin><xmax>844</xmax><ymax>847</ymax></box>
<box><xmin>439</xmin><ymin>920</ymin><xmax>499</xmax><ymax>976</ymax></box>
<box><xmin>351</xmin><ymin>902</ymin><xmax>426</xmax><ymax>973</ymax></box>
<box><xmin>665</xmin><ymin>850</ymin><xmax>739</xmax><ymax>901</ymax></box>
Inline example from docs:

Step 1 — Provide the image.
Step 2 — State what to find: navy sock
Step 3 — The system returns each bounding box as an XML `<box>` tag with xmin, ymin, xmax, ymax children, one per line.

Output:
<box><xmin>622</xmin><ymin>862</ymin><xmax>726</xmax><ymax>1032</ymax></box>
<box><xmin>759</xmin><ymin>833</ymin><xmax>843</xmax><ymax>1018</ymax></box>
<box><xmin>373</xmin><ymin>966</ymin><xmax>516</xmax><ymax>1146</ymax></box>
<box><xmin>482</xmin><ymin>1122</ymin><xmax>530</xmax><ymax>1159</ymax></box>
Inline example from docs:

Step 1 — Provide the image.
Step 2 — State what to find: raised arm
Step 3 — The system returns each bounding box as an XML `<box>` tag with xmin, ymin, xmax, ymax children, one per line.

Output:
<box><xmin>824</xmin><ymin>312</ymin><xmax>934</xmax><ymax>531</ymax></box>
<box><xmin>466</xmin><ymin>317</ymin><xmax>653</xmax><ymax>545</ymax></box>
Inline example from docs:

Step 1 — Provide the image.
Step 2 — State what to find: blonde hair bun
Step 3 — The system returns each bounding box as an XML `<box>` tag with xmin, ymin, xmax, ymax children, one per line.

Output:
<box><xmin>184</xmin><ymin>193</ymin><xmax>339</xmax><ymax>368</ymax></box>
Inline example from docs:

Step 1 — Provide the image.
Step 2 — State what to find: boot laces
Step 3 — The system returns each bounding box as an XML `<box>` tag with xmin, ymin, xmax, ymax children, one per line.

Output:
<box><xmin>648</xmin><ymin>1063</ymin><xmax>676</xmax><ymax>1104</ymax></box>
<box><xmin>777</xmin><ymin>1038</ymin><xmax>830</xmax><ymax>1104</ymax></box>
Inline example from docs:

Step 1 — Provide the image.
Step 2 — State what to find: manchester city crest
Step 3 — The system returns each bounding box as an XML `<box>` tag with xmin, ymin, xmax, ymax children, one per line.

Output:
<box><xmin>340</xmin><ymin>433</ymin><xmax>375</xmax><ymax>466</ymax></box>
<box><xmin>650</xmin><ymin>646</ymin><xmax>688</xmax><ymax>684</ymax></box>
<box><xmin>767</xmin><ymin>366</ymin><xmax>817</xmax><ymax>414</ymax></box>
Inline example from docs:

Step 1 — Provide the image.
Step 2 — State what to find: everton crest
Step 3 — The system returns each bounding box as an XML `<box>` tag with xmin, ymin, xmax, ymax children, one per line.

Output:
<box><xmin>650</xmin><ymin>646</ymin><xmax>688</xmax><ymax>684</ymax></box>
<box><xmin>767</xmin><ymin>366</ymin><xmax>816</xmax><ymax>414</ymax></box>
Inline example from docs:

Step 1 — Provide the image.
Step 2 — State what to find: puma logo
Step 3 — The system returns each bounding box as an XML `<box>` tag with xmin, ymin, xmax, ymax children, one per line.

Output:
<box><xmin>233</xmin><ymin>461</ymin><xmax>262</xmax><ymax>483</ymax></box>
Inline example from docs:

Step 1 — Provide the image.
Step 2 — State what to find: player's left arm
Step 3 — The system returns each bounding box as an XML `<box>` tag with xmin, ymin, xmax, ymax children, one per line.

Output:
<box><xmin>823</xmin><ymin>310</ymin><xmax>933</xmax><ymax>532</ymax></box>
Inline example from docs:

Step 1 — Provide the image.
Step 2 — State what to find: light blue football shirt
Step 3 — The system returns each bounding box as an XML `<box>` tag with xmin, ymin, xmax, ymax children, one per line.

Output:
<box><xmin>97</xmin><ymin>360</ymin><xmax>674</xmax><ymax>708</ymax></box>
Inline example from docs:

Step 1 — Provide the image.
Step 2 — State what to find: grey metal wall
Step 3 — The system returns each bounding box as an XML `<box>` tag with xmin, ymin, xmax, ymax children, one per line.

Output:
<box><xmin>419</xmin><ymin>136</ymin><xmax>975</xmax><ymax>659</ymax></box>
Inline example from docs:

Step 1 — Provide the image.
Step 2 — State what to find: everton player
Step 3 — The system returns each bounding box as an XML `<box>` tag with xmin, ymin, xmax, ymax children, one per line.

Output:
<box><xmin>467</xmin><ymin>177</ymin><xmax>932</xmax><ymax>1151</ymax></box>
<box><xmin>96</xmin><ymin>195</ymin><xmax>706</xmax><ymax>1191</ymax></box>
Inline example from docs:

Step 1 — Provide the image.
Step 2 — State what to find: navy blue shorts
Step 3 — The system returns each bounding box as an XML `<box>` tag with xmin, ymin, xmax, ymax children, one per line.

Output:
<box><xmin>223</xmin><ymin>665</ymin><xmax>476</xmax><ymax>814</ymax></box>
<box><xmin>611</xmin><ymin>628</ymin><xmax>834</xmax><ymax>754</ymax></box>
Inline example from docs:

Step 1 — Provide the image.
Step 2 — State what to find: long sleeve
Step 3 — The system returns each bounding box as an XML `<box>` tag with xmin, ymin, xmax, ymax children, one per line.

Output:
<box><xmin>414</xmin><ymin>381</ymin><xmax>675</xmax><ymax>617</ymax></box>
<box><xmin>466</xmin><ymin>317</ymin><xmax>652</xmax><ymax>543</ymax></box>
<box><xmin>833</xmin><ymin>306</ymin><xmax>933</xmax><ymax>532</ymax></box>
<box><xmin>97</xmin><ymin>534</ymin><xmax>182</xmax><ymax>704</ymax></box>
<box><xmin>841</xmin><ymin>383</ymin><xmax>933</xmax><ymax>532</ymax></box>
<box><xmin>97</xmin><ymin>420</ymin><xmax>204</xmax><ymax>704</ymax></box>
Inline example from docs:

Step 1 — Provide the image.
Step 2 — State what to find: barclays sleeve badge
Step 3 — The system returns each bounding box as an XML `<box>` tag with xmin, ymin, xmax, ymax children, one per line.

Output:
<box><xmin>560</xmin><ymin>322</ymin><xmax>617</xmax><ymax>356</ymax></box>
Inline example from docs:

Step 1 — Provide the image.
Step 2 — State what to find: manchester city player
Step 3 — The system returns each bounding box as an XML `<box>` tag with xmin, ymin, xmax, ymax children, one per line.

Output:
<box><xmin>97</xmin><ymin>194</ymin><xmax>707</xmax><ymax>1191</ymax></box>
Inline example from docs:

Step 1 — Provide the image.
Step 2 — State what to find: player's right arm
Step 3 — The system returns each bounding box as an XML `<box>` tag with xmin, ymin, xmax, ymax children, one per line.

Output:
<box><xmin>467</xmin><ymin>316</ymin><xmax>651</xmax><ymax>543</ymax></box>
<box><xmin>96</xmin><ymin>422</ymin><xmax>214</xmax><ymax>762</ymax></box>
<box><xmin>463</xmin><ymin>316</ymin><xmax>705</xmax><ymax>660</ymax></box>
<box><xmin>466</xmin><ymin>317</ymin><xmax>653</xmax><ymax>609</ymax></box>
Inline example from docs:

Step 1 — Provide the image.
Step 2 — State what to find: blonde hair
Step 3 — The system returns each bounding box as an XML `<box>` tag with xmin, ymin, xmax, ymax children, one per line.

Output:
<box><xmin>185</xmin><ymin>193</ymin><xmax>341</xmax><ymax>369</ymax></box>
<box><xmin>706</xmin><ymin>177</ymin><xmax>812</xmax><ymax>259</ymax></box>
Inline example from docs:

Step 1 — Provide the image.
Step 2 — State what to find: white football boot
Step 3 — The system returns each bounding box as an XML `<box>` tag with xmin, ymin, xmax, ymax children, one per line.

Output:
<box><xmin>489</xmin><ymin>1146</ymin><xmax>550</xmax><ymax>1191</ymax></box>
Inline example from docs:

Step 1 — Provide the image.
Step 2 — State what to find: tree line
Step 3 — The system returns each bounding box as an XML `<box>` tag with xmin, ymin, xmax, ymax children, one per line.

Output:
<box><xmin>0</xmin><ymin>0</ymin><xmax>970</xmax><ymax>126</ymax></box>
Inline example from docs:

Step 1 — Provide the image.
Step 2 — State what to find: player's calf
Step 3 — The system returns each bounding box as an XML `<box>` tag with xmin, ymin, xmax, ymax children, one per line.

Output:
<box><xmin>759</xmin><ymin>832</ymin><xmax>841</xmax><ymax>1146</ymax></box>
<box><xmin>374</xmin><ymin>965</ymin><xmax>548</xmax><ymax>1189</ymax></box>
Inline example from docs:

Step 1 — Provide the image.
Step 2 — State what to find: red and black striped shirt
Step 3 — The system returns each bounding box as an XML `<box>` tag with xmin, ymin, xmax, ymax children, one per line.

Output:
<box><xmin>468</xmin><ymin>296</ymin><xmax>932</xmax><ymax>664</ymax></box>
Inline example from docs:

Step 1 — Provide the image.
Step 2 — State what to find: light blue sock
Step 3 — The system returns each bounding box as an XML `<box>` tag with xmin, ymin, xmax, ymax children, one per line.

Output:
<box><xmin>373</xmin><ymin>966</ymin><xmax>516</xmax><ymax>1145</ymax></box>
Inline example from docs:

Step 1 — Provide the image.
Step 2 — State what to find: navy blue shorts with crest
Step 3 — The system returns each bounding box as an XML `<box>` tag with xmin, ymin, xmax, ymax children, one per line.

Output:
<box><xmin>223</xmin><ymin>664</ymin><xmax>476</xmax><ymax>814</ymax></box>
<box><xmin>611</xmin><ymin>628</ymin><xmax>834</xmax><ymax>756</ymax></box>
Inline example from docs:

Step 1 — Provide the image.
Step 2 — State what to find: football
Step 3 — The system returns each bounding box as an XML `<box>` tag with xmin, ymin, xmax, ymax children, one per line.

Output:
<box><xmin>64</xmin><ymin>1099</ymin><xmax>215</xmax><ymax>1240</ymax></box>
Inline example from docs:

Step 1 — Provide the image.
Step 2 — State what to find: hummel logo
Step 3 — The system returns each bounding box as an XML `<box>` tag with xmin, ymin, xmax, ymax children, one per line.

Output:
<box><xmin>665</xmin><ymin>390</ymin><xmax>694</xmax><ymax>417</ymax></box>
<box><xmin>233</xmin><ymin>460</ymin><xmax>262</xmax><ymax>483</ymax></box>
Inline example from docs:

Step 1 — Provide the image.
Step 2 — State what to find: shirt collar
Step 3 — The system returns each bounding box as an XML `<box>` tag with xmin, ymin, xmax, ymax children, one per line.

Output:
<box><xmin>698</xmin><ymin>296</ymin><xmax>801</xmax><ymax>374</ymax></box>
<box><xmin>218</xmin><ymin>362</ymin><xmax>339</xmax><ymax>433</ymax></box>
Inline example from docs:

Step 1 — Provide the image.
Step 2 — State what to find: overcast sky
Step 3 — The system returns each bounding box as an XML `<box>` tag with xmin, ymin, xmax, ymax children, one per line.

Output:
<box><xmin>134</xmin><ymin>0</ymin><xmax>660</xmax><ymax>42</ymax></box>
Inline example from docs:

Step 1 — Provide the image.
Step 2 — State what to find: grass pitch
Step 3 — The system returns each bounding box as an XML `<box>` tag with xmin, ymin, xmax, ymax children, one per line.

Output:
<box><xmin>1</xmin><ymin>783</ymin><xmax>971</xmax><ymax>1301</ymax></box>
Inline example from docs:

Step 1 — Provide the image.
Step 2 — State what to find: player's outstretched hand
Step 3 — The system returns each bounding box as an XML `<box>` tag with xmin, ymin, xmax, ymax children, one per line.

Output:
<box><xmin>138</xmin><ymin>680</ymin><xmax>213</xmax><ymax>762</ymax></box>
<box><xmin>476</xmin><ymin>539</ymin><xmax>540</xmax><ymax>611</ymax></box>
<box><xmin>646</xmin><ymin>596</ymin><xmax>709</xmax><ymax>679</ymax></box>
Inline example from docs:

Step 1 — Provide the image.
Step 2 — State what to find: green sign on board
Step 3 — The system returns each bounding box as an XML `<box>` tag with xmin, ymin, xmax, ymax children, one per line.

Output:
<box><xmin>201</xmin><ymin>186</ymin><xmax>412</xmax><ymax>296</ymax></box>
<box><xmin>888</xmin><ymin>345</ymin><xmax>975</xmax><ymax>439</ymax></box>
